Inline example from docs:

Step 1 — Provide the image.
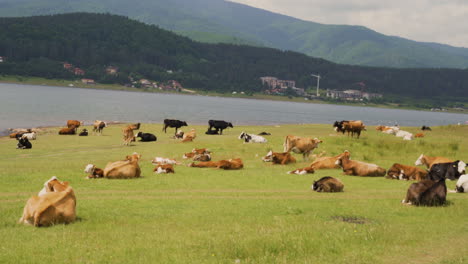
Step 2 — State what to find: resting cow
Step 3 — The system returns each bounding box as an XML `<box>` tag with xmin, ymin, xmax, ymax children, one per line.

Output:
<box><xmin>151</xmin><ymin>157</ymin><xmax>179</xmax><ymax>165</ymax></box>
<box><xmin>455</xmin><ymin>175</ymin><xmax>468</xmax><ymax>193</ymax></box>
<box><xmin>163</xmin><ymin>119</ymin><xmax>187</xmax><ymax>134</ymax></box>
<box><xmin>217</xmin><ymin>158</ymin><xmax>244</xmax><ymax>170</ymax></box>
<box><xmin>335</xmin><ymin>151</ymin><xmax>386</xmax><ymax>176</ymax></box>
<box><xmin>84</xmin><ymin>164</ymin><xmax>104</xmax><ymax>179</ymax></box>
<box><xmin>415</xmin><ymin>154</ymin><xmax>453</xmax><ymax>169</ymax></box>
<box><xmin>239</xmin><ymin>132</ymin><xmax>267</xmax><ymax>143</ymax></box>
<box><xmin>67</xmin><ymin>120</ymin><xmax>83</xmax><ymax>128</ymax></box>
<box><xmin>333</xmin><ymin>120</ymin><xmax>366</xmax><ymax>138</ymax></box>
<box><xmin>402</xmin><ymin>179</ymin><xmax>447</xmax><ymax>206</ymax></box>
<box><xmin>262</xmin><ymin>151</ymin><xmax>296</xmax><ymax>165</ymax></box>
<box><xmin>153</xmin><ymin>164</ymin><xmax>175</xmax><ymax>174</ymax></box>
<box><xmin>421</xmin><ymin>126</ymin><xmax>432</xmax><ymax>131</ymax></box>
<box><xmin>283</xmin><ymin>135</ymin><xmax>322</xmax><ymax>160</ymax></box>
<box><xmin>79</xmin><ymin>129</ymin><xmax>88</xmax><ymax>136</ymax></box>
<box><xmin>182</xmin><ymin>129</ymin><xmax>196</xmax><ymax>142</ymax></box>
<box><xmin>122</xmin><ymin>123</ymin><xmax>140</xmax><ymax>145</ymax></box>
<box><xmin>17</xmin><ymin>137</ymin><xmax>32</xmax><ymax>149</ymax></box>
<box><xmin>386</xmin><ymin>163</ymin><xmax>428</xmax><ymax>180</ymax></box>
<box><xmin>104</xmin><ymin>153</ymin><xmax>142</xmax><ymax>178</ymax></box>
<box><xmin>312</xmin><ymin>177</ymin><xmax>344</xmax><ymax>192</ymax></box>
<box><xmin>205</xmin><ymin>128</ymin><xmax>220</xmax><ymax>135</ymax></box>
<box><xmin>188</xmin><ymin>161</ymin><xmax>220</xmax><ymax>168</ymax></box>
<box><xmin>136</xmin><ymin>132</ymin><xmax>157</xmax><ymax>142</ymax></box>
<box><xmin>19</xmin><ymin>177</ymin><xmax>76</xmax><ymax>227</ymax></box>
<box><xmin>288</xmin><ymin>151</ymin><xmax>347</xmax><ymax>174</ymax></box>
<box><xmin>59</xmin><ymin>126</ymin><xmax>77</xmax><ymax>135</ymax></box>
<box><xmin>208</xmin><ymin>120</ymin><xmax>233</xmax><ymax>135</ymax></box>
<box><xmin>426</xmin><ymin>160</ymin><xmax>466</xmax><ymax>181</ymax></box>
<box><xmin>21</xmin><ymin>131</ymin><xmax>37</xmax><ymax>140</ymax></box>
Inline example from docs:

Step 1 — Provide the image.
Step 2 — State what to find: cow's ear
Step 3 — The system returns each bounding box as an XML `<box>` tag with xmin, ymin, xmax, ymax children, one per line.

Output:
<box><xmin>63</xmin><ymin>181</ymin><xmax>70</xmax><ymax>187</ymax></box>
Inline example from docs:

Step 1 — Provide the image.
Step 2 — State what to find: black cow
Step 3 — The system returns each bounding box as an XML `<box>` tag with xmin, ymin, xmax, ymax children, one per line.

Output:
<box><xmin>421</xmin><ymin>126</ymin><xmax>432</xmax><ymax>131</ymax></box>
<box><xmin>17</xmin><ymin>137</ymin><xmax>32</xmax><ymax>149</ymax></box>
<box><xmin>258</xmin><ymin>132</ymin><xmax>271</xmax><ymax>136</ymax></box>
<box><xmin>403</xmin><ymin>179</ymin><xmax>447</xmax><ymax>206</ymax></box>
<box><xmin>205</xmin><ymin>128</ymin><xmax>220</xmax><ymax>135</ymax></box>
<box><xmin>136</xmin><ymin>132</ymin><xmax>157</xmax><ymax>142</ymax></box>
<box><xmin>427</xmin><ymin>160</ymin><xmax>466</xmax><ymax>181</ymax></box>
<box><xmin>163</xmin><ymin>119</ymin><xmax>187</xmax><ymax>134</ymax></box>
<box><xmin>208</xmin><ymin>120</ymin><xmax>233</xmax><ymax>135</ymax></box>
<box><xmin>79</xmin><ymin>129</ymin><xmax>88</xmax><ymax>136</ymax></box>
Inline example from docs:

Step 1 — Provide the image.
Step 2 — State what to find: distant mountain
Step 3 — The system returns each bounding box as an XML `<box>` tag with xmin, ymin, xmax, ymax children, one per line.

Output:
<box><xmin>1</xmin><ymin>13</ymin><xmax>468</xmax><ymax>105</ymax></box>
<box><xmin>1</xmin><ymin>0</ymin><xmax>468</xmax><ymax>69</ymax></box>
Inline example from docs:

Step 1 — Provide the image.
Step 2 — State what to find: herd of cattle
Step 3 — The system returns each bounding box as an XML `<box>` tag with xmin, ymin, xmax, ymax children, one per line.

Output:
<box><xmin>9</xmin><ymin>119</ymin><xmax>467</xmax><ymax>227</ymax></box>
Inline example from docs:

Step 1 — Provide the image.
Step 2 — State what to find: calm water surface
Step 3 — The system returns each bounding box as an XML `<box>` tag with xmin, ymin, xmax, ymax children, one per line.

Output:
<box><xmin>0</xmin><ymin>83</ymin><xmax>467</xmax><ymax>135</ymax></box>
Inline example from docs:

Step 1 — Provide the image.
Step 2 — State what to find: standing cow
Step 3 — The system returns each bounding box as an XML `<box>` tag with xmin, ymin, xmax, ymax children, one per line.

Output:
<box><xmin>283</xmin><ymin>135</ymin><xmax>322</xmax><ymax>160</ymax></box>
<box><xmin>163</xmin><ymin>119</ymin><xmax>188</xmax><ymax>135</ymax></box>
<box><xmin>208</xmin><ymin>120</ymin><xmax>233</xmax><ymax>135</ymax></box>
<box><xmin>333</xmin><ymin>120</ymin><xmax>366</xmax><ymax>138</ymax></box>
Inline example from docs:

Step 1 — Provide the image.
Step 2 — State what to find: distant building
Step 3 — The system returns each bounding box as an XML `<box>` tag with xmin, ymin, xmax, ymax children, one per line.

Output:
<box><xmin>106</xmin><ymin>66</ymin><xmax>118</xmax><ymax>75</ymax></box>
<box><xmin>260</xmin><ymin>76</ymin><xmax>296</xmax><ymax>89</ymax></box>
<box><xmin>326</xmin><ymin>89</ymin><xmax>382</xmax><ymax>100</ymax></box>
<box><xmin>74</xmin><ymin>68</ymin><xmax>85</xmax><ymax>75</ymax></box>
<box><xmin>81</xmin><ymin>78</ymin><xmax>95</xmax><ymax>84</ymax></box>
<box><xmin>63</xmin><ymin>63</ymin><xmax>73</xmax><ymax>70</ymax></box>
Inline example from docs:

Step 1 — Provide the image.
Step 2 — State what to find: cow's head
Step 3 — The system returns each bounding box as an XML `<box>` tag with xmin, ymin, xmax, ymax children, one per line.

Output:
<box><xmin>313</xmin><ymin>138</ymin><xmax>323</xmax><ymax>147</ymax></box>
<box><xmin>333</xmin><ymin>121</ymin><xmax>344</xmax><ymax>132</ymax></box>
<box><xmin>238</xmin><ymin>132</ymin><xmax>246</xmax><ymax>139</ymax></box>
<box><xmin>182</xmin><ymin>121</ymin><xmax>188</xmax><ymax>126</ymax></box>
<box><xmin>262</xmin><ymin>151</ymin><xmax>274</xmax><ymax>162</ymax></box>
<box><xmin>335</xmin><ymin>150</ymin><xmax>350</xmax><ymax>166</ymax></box>
<box><xmin>136</xmin><ymin>131</ymin><xmax>143</xmax><ymax>137</ymax></box>
<box><xmin>126</xmin><ymin>152</ymin><xmax>141</xmax><ymax>162</ymax></box>
<box><xmin>84</xmin><ymin>164</ymin><xmax>95</xmax><ymax>174</ymax></box>
<box><xmin>457</xmin><ymin>160</ymin><xmax>466</xmax><ymax>175</ymax></box>
<box><xmin>415</xmin><ymin>154</ymin><xmax>424</xmax><ymax>166</ymax></box>
<box><xmin>228</xmin><ymin>122</ymin><xmax>233</xmax><ymax>128</ymax></box>
<box><xmin>41</xmin><ymin>176</ymin><xmax>69</xmax><ymax>194</ymax></box>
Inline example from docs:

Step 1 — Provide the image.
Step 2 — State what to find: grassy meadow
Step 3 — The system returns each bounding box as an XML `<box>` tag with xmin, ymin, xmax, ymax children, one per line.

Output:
<box><xmin>0</xmin><ymin>123</ymin><xmax>467</xmax><ymax>264</ymax></box>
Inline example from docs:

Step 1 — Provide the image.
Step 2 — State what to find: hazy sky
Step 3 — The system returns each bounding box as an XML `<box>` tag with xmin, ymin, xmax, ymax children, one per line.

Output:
<box><xmin>229</xmin><ymin>0</ymin><xmax>468</xmax><ymax>48</ymax></box>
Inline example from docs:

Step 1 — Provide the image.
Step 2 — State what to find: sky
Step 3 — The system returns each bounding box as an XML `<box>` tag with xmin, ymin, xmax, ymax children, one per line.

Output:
<box><xmin>229</xmin><ymin>0</ymin><xmax>468</xmax><ymax>48</ymax></box>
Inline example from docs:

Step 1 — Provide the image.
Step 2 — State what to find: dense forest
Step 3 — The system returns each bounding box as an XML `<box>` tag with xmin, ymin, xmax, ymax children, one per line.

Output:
<box><xmin>0</xmin><ymin>13</ymin><xmax>467</xmax><ymax>103</ymax></box>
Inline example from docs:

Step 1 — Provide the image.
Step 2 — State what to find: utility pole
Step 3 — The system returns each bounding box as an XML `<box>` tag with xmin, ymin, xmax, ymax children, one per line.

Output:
<box><xmin>311</xmin><ymin>74</ymin><xmax>320</xmax><ymax>97</ymax></box>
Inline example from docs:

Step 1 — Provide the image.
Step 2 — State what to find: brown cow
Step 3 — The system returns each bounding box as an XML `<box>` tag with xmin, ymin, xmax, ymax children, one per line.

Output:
<box><xmin>414</xmin><ymin>133</ymin><xmax>424</xmax><ymax>138</ymax></box>
<box><xmin>122</xmin><ymin>123</ymin><xmax>140</xmax><ymax>145</ymax></box>
<box><xmin>59</xmin><ymin>125</ymin><xmax>77</xmax><ymax>135</ymax></box>
<box><xmin>217</xmin><ymin>158</ymin><xmax>244</xmax><ymax>170</ymax></box>
<box><xmin>402</xmin><ymin>179</ymin><xmax>447</xmax><ymax>206</ymax></box>
<box><xmin>67</xmin><ymin>120</ymin><xmax>83</xmax><ymax>128</ymax></box>
<box><xmin>334</xmin><ymin>120</ymin><xmax>366</xmax><ymax>138</ymax></box>
<box><xmin>283</xmin><ymin>135</ymin><xmax>322</xmax><ymax>160</ymax></box>
<box><xmin>386</xmin><ymin>163</ymin><xmax>428</xmax><ymax>180</ymax></box>
<box><xmin>182</xmin><ymin>129</ymin><xmax>197</xmax><ymax>142</ymax></box>
<box><xmin>335</xmin><ymin>151</ymin><xmax>386</xmax><ymax>176</ymax></box>
<box><xmin>104</xmin><ymin>153</ymin><xmax>142</xmax><ymax>178</ymax></box>
<box><xmin>188</xmin><ymin>161</ymin><xmax>220</xmax><ymax>168</ymax></box>
<box><xmin>19</xmin><ymin>178</ymin><xmax>76</xmax><ymax>227</ymax></box>
<box><xmin>288</xmin><ymin>151</ymin><xmax>346</xmax><ymax>174</ymax></box>
<box><xmin>183</xmin><ymin>148</ymin><xmax>212</xmax><ymax>159</ymax></box>
<box><xmin>312</xmin><ymin>176</ymin><xmax>344</xmax><ymax>192</ymax></box>
<box><xmin>415</xmin><ymin>154</ymin><xmax>452</xmax><ymax>169</ymax></box>
<box><xmin>153</xmin><ymin>164</ymin><xmax>175</xmax><ymax>174</ymax></box>
<box><xmin>84</xmin><ymin>164</ymin><xmax>104</xmax><ymax>179</ymax></box>
<box><xmin>262</xmin><ymin>151</ymin><xmax>296</xmax><ymax>165</ymax></box>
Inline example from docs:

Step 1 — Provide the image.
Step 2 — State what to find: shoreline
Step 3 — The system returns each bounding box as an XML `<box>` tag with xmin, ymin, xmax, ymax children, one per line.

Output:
<box><xmin>1</xmin><ymin>77</ymin><xmax>466</xmax><ymax>114</ymax></box>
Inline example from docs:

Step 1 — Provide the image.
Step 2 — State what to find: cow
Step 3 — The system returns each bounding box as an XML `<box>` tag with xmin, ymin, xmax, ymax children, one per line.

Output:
<box><xmin>262</xmin><ymin>151</ymin><xmax>296</xmax><ymax>165</ymax></box>
<box><xmin>415</xmin><ymin>154</ymin><xmax>453</xmax><ymax>169</ymax></box>
<box><xmin>395</xmin><ymin>130</ymin><xmax>414</xmax><ymax>140</ymax></box>
<box><xmin>287</xmin><ymin>151</ymin><xmax>347</xmax><ymax>175</ymax></box>
<box><xmin>188</xmin><ymin>161</ymin><xmax>220</xmax><ymax>168</ymax></box>
<box><xmin>208</xmin><ymin>120</ymin><xmax>233</xmax><ymax>135</ymax></box>
<box><xmin>37</xmin><ymin>176</ymin><xmax>70</xmax><ymax>196</ymax></box>
<box><xmin>9</xmin><ymin>129</ymin><xmax>31</xmax><ymax>139</ymax></box>
<box><xmin>175</xmin><ymin>130</ymin><xmax>184</xmax><ymax>139</ymax></box>
<box><xmin>455</xmin><ymin>174</ymin><xmax>468</xmax><ymax>193</ymax></box>
<box><xmin>386</xmin><ymin>163</ymin><xmax>428</xmax><ymax>180</ymax></box>
<box><xmin>79</xmin><ymin>129</ymin><xmax>88</xmax><ymax>136</ymax></box>
<box><xmin>402</xmin><ymin>179</ymin><xmax>447</xmax><ymax>206</ymax></box>
<box><xmin>151</xmin><ymin>157</ymin><xmax>180</xmax><ymax>165</ymax></box>
<box><xmin>333</xmin><ymin>120</ymin><xmax>366</xmax><ymax>138</ymax></box>
<box><xmin>193</xmin><ymin>153</ymin><xmax>212</xmax><ymax>161</ymax></box>
<box><xmin>335</xmin><ymin>150</ymin><xmax>386</xmax><ymax>176</ymax></box>
<box><xmin>122</xmin><ymin>123</ymin><xmax>140</xmax><ymax>145</ymax></box>
<box><xmin>426</xmin><ymin>160</ymin><xmax>466</xmax><ymax>181</ymax></box>
<box><xmin>163</xmin><ymin>119</ymin><xmax>188</xmax><ymax>134</ymax></box>
<box><xmin>182</xmin><ymin>129</ymin><xmax>196</xmax><ymax>142</ymax></box>
<box><xmin>205</xmin><ymin>128</ymin><xmax>220</xmax><ymax>135</ymax></box>
<box><xmin>136</xmin><ymin>132</ymin><xmax>157</xmax><ymax>142</ymax></box>
<box><xmin>67</xmin><ymin>120</ymin><xmax>83</xmax><ymax>128</ymax></box>
<box><xmin>182</xmin><ymin>148</ymin><xmax>211</xmax><ymax>159</ymax></box>
<box><xmin>283</xmin><ymin>135</ymin><xmax>322</xmax><ymax>160</ymax></box>
<box><xmin>93</xmin><ymin>120</ymin><xmax>106</xmax><ymax>135</ymax></box>
<box><xmin>312</xmin><ymin>177</ymin><xmax>344</xmax><ymax>192</ymax></box>
<box><xmin>153</xmin><ymin>164</ymin><xmax>175</xmax><ymax>174</ymax></box>
<box><xmin>84</xmin><ymin>164</ymin><xmax>104</xmax><ymax>179</ymax></box>
<box><xmin>414</xmin><ymin>133</ymin><xmax>424</xmax><ymax>138</ymax></box>
<box><xmin>104</xmin><ymin>153</ymin><xmax>142</xmax><ymax>178</ymax></box>
<box><xmin>258</xmin><ymin>132</ymin><xmax>271</xmax><ymax>136</ymax></box>
<box><xmin>59</xmin><ymin>125</ymin><xmax>77</xmax><ymax>135</ymax></box>
<box><xmin>21</xmin><ymin>131</ymin><xmax>37</xmax><ymax>140</ymax></box>
<box><xmin>239</xmin><ymin>132</ymin><xmax>267</xmax><ymax>143</ymax></box>
<box><xmin>376</xmin><ymin>125</ymin><xmax>399</xmax><ymax>135</ymax></box>
<box><xmin>19</xmin><ymin>178</ymin><xmax>76</xmax><ymax>227</ymax></box>
<box><xmin>17</xmin><ymin>137</ymin><xmax>32</xmax><ymax>149</ymax></box>
<box><xmin>217</xmin><ymin>158</ymin><xmax>243</xmax><ymax>170</ymax></box>
<box><xmin>421</xmin><ymin>126</ymin><xmax>432</xmax><ymax>131</ymax></box>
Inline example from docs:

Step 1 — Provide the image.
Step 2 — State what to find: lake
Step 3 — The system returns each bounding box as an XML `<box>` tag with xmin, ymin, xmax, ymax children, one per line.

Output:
<box><xmin>0</xmin><ymin>83</ymin><xmax>467</xmax><ymax>135</ymax></box>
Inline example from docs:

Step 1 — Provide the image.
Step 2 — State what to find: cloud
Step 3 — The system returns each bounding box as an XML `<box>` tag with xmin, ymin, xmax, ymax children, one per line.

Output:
<box><xmin>229</xmin><ymin>0</ymin><xmax>468</xmax><ymax>47</ymax></box>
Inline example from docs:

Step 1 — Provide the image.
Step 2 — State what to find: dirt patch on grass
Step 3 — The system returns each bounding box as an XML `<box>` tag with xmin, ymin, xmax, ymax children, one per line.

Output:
<box><xmin>331</xmin><ymin>215</ymin><xmax>370</xmax><ymax>224</ymax></box>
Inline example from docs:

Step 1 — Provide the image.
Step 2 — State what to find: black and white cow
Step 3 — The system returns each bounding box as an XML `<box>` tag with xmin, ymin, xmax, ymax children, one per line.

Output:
<box><xmin>163</xmin><ymin>119</ymin><xmax>188</xmax><ymax>134</ymax></box>
<box><xmin>17</xmin><ymin>137</ymin><xmax>32</xmax><ymax>149</ymax></box>
<box><xmin>208</xmin><ymin>120</ymin><xmax>233</xmax><ymax>135</ymax></box>
<box><xmin>136</xmin><ymin>132</ymin><xmax>157</xmax><ymax>142</ymax></box>
<box><xmin>455</xmin><ymin>175</ymin><xmax>468</xmax><ymax>193</ymax></box>
<box><xmin>238</xmin><ymin>132</ymin><xmax>267</xmax><ymax>143</ymax></box>
<box><xmin>427</xmin><ymin>160</ymin><xmax>466</xmax><ymax>181</ymax></box>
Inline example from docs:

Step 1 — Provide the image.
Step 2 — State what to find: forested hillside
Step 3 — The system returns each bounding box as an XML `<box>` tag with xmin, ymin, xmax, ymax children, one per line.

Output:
<box><xmin>0</xmin><ymin>13</ymin><xmax>467</xmax><ymax>102</ymax></box>
<box><xmin>1</xmin><ymin>0</ymin><xmax>468</xmax><ymax>68</ymax></box>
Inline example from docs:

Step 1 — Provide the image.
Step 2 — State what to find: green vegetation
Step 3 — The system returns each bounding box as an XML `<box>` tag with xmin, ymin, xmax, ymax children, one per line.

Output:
<box><xmin>1</xmin><ymin>13</ymin><xmax>468</xmax><ymax>109</ymax></box>
<box><xmin>1</xmin><ymin>123</ymin><xmax>467</xmax><ymax>263</ymax></box>
<box><xmin>1</xmin><ymin>0</ymin><xmax>468</xmax><ymax>68</ymax></box>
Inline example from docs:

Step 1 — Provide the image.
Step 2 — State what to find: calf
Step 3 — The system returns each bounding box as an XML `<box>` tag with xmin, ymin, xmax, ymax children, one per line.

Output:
<box><xmin>136</xmin><ymin>131</ymin><xmax>157</xmax><ymax>142</ymax></box>
<box><xmin>386</xmin><ymin>163</ymin><xmax>428</xmax><ymax>180</ymax></box>
<box><xmin>84</xmin><ymin>164</ymin><xmax>104</xmax><ymax>179</ymax></box>
<box><xmin>455</xmin><ymin>175</ymin><xmax>468</xmax><ymax>193</ymax></box>
<box><xmin>312</xmin><ymin>177</ymin><xmax>344</xmax><ymax>192</ymax></box>
<box><xmin>239</xmin><ymin>132</ymin><xmax>267</xmax><ymax>143</ymax></box>
<box><xmin>426</xmin><ymin>160</ymin><xmax>466</xmax><ymax>181</ymax></box>
<box><xmin>415</xmin><ymin>154</ymin><xmax>452</xmax><ymax>169</ymax></box>
<box><xmin>163</xmin><ymin>119</ymin><xmax>187</xmax><ymax>134</ymax></box>
<box><xmin>402</xmin><ymin>179</ymin><xmax>447</xmax><ymax>206</ymax></box>
<box><xmin>335</xmin><ymin>151</ymin><xmax>386</xmax><ymax>176</ymax></box>
<box><xmin>208</xmin><ymin>120</ymin><xmax>233</xmax><ymax>135</ymax></box>
<box><xmin>59</xmin><ymin>126</ymin><xmax>77</xmax><ymax>135</ymax></box>
<box><xmin>79</xmin><ymin>129</ymin><xmax>88</xmax><ymax>136</ymax></box>
<box><xmin>262</xmin><ymin>151</ymin><xmax>296</xmax><ymax>165</ymax></box>
<box><xmin>153</xmin><ymin>164</ymin><xmax>175</xmax><ymax>174</ymax></box>
<box><xmin>17</xmin><ymin>137</ymin><xmax>32</xmax><ymax>149</ymax></box>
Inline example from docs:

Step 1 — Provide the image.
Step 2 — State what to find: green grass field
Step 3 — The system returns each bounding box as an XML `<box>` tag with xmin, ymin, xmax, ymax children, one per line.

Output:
<box><xmin>1</xmin><ymin>124</ymin><xmax>467</xmax><ymax>264</ymax></box>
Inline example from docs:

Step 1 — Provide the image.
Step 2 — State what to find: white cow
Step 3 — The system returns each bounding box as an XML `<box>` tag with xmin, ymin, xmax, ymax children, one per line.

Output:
<box><xmin>395</xmin><ymin>130</ymin><xmax>414</xmax><ymax>140</ymax></box>
<box><xmin>455</xmin><ymin>175</ymin><xmax>468</xmax><ymax>193</ymax></box>
<box><xmin>238</xmin><ymin>132</ymin><xmax>267</xmax><ymax>143</ymax></box>
<box><xmin>21</xmin><ymin>131</ymin><xmax>37</xmax><ymax>140</ymax></box>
